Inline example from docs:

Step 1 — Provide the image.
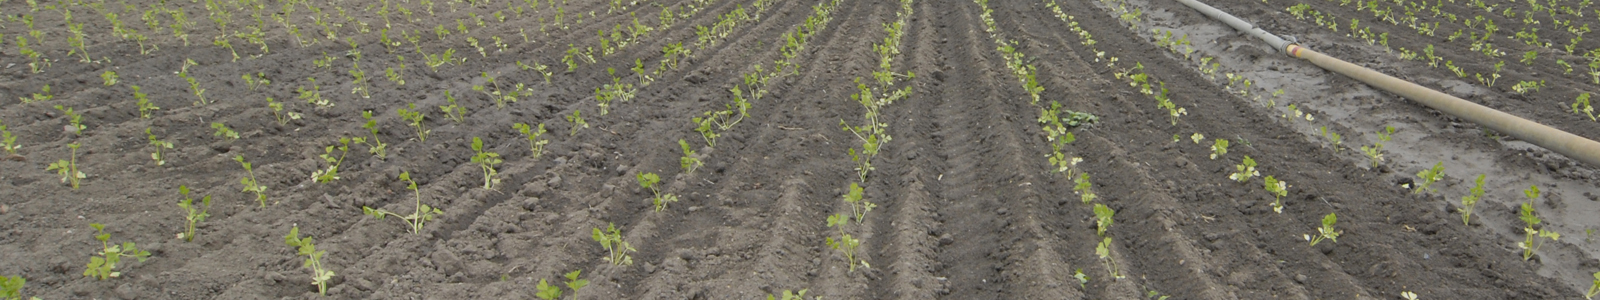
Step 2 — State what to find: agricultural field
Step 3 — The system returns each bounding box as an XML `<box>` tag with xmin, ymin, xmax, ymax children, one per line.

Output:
<box><xmin>4</xmin><ymin>0</ymin><xmax>1600</xmax><ymax>298</ymax></box>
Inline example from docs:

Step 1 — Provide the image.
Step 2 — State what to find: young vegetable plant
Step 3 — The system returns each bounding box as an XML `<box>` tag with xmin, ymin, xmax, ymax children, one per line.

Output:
<box><xmin>364</xmin><ymin>171</ymin><xmax>444</xmax><ymax>234</ymax></box>
<box><xmin>767</xmin><ymin>289</ymin><xmax>810</xmax><ymax>300</ymax></box>
<box><xmin>19</xmin><ymin>85</ymin><xmax>52</xmax><ymax>103</ymax></box>
<box><xmin>284</xmin><ymin>226</ymin><xmax>334</xmax><ymax>295</ymax></box>
<box><xmin>1075</xmin><ymin>173</ymin><xmax>1098</xmax><ymax>203</ymax></box>
<box><xmin>175</xmin><ymin>185</ymin><xmax>212</xmax><ymax>242</ymax></box>
<box><xmin>0</xmin><ymin>275</ymin><xmax>32</xmax><ymax>300</ymax></box>
<box><xmin>679</xmin><ymin>139</ymin><xmax>702</xmax><ymax>174</ymax></box>
<box><xmin>312</xmin><ymin>138</ymin><xmax>352</xmax><ymax>184</ymax></box>
<box><xmin>1093</xmin><ymin>203</ymin><xmax>1115</xmax><ymax>236</ymax></box>
<box><xmin>266</xmin><ymin>97</ymin><xmax>301</xmax><ymax>126</ymax></box>
<box><xmin>470</xmin><ymin>137</ymin><xmax>503</xmax><ymax>190</ymax></box>
<box><xmin>1228</xmin><ymin>156</ymin><xmax>1259</xmax><ymax>183</ymax></box>
<box><xmin>567</xmin><ymin>110</ymin><xmax>588</xmax><ymax>136</ymax></box>
<box><xmin>234</xmin><ymin>155</ymin><xmax>268</xmax><ymax>207</ymax></box>
<box><xmin>843</xmin><ymin>183</ymin><xmax>876</xmax><ymax>223</ymax></box>
<box><xmin>1264</xmin><ymin>175</ymin><xmax>1289</xmax><ymax>213</ymax></box>
<box><xmin>1096</xmin><ymin>237</ymin><xmax>1124</xmax><ymax>279</ymax></box>
<box><xmin>1412</xmin><ymin>162</ymin><xmax>1445</xmax><ymax>194</ymax></box>
<box><xmin>514</xmin><ymin>123</ymin><xmax>548</xmax><ymax>159</ymax></box>
<box><xmin>54</xmin><ymin>105</ymin><xmax>84</xmax><ymax>135</ymax></box>
<box><xmin>101</xmin><ymin>70</ymin><xmax>119</xmax><ymax>86</ymax></box>
<box><xmin>398</xmin><ymin>103</ymin><xmax>429</xmax><ymax>142</ymax></box>
<box><xmin>83</xmin><ymin>223</ymin><xmax>151</xmax><ymax>280</ymax></box>
<box><xmin>46</xmin><ymin>143</ymin><xmax>86</xmax><ymax>189</ymax></box>
<box><xmin>692</xmin><ymin>115</ymin><xmax>719</xmax><ymax>147</ymax></box>
<box><xmin>439</xmin><ymin>91</ymin><xmax>467</xmax><ymax>123</ymax></box>
<box><xmin>592</xmin><ymin>223</ymin><xmax>636</xmax><ymax>265</ymax></box>
<box><xmin>1303</xmin><ymin>212</ymin><xmax>1341</xmax><ymax>246</ymax></box>
<box><xmin>825</xmin><ymin>213</ymin><xmax>865</xmax><ymax>272</ymax></box>
<box><xmin>1459</xmin><ymin>174</ymin><xmax>1485</xmax><ymax>225</ymax></box>
<box><xmin>1519</xmin><ymin>185</ymin><xmax>1560</xmax><ymax>260</ymax></box>
<box><xmin>1588</xmin><ymin>271</ymin><xmax>1599</xmax><ymax>300</ymax></box>
<box><xmin>536</xmin><ymin>269</ymin><xmax>589</xmax><ymax>300</ymax></box>
<box><xmin>1210</xmin><ymin>139</ymin><xmax>1229</xmax><ymax>159</ymax></box>
<box><xmin>636</xmin><ymin>172</ymin><xmax>679</xmax><ymax>212</ymax></box>
<box><xmin>146</xmin><ymin>128</ymin><xmax>173</xmax><ymax>166</ymax></box>
<box><xmin>360</xmin><ymin>111</ymin><xmax>388</xmax><ymax>158</ymax></box>
<box><xmin>211</xmin><ymin>122</ymin><xmax>239</xmax><ymax>140</ymax></box>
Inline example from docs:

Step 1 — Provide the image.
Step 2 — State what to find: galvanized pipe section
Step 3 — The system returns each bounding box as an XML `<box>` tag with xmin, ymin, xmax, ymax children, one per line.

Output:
<box><xmin>1174</xmin><ymin>0</ymin><xmax>1600</xmax><ymax>167</ymax></box>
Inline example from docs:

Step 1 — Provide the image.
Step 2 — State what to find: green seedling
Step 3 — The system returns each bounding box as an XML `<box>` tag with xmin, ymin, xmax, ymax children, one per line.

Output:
<box><xmin>267</xmin><ymin>97</ymin><xmax>302</xmax><ymax>126</ymax></box>
<box><xmin>567</xmin><ymin>110</ymin><xmax>588</xmax><ymax>136</ymax></box>
<box><xmin>1</xmin><ymin>121</ymin><xmax>16</xmax><ymax>156</ymax></box>
<box><xmin>440</xmin><ymin>91</ymin><xmax>466</xmax><ymax>123</ymax></box>
<box><xmin>299</xmin><ymin>77</ymin><xmax>332</xmax><ymax>109</ymax></box>
<box><xmin>176</xmin><ymin>185</ymin><xmax>212</xmax><ymax>242</ymax></box>
<box><xmin>1264</xmin><ymin>175</ymin><xmax>1289</xmax><ymax>213</ymax></box>
<box><xmin>1190</xmin><ymin>133</ymin><xmax>1205</xmax><ymax>144</ymax></box>
<box><xmin>768</xmin><ymin>289</ymin><xmax>810</xmax><ymax>300</ymax></box>
<box><xmin>211</xmin><ymin>122</ymin><xmax>239</xmax><ymax>140</ymax></box>
<box><xmin>47</xmin><ymin>143</ymin><xmax>86</xmax><ymax>189</ymax></box>
<box><xmin>364</xmin><ymin>171</ymin><xmax>443</xmax><ymax>234</ymax></box>
<box><xmin>312</xmin><ymin>138</ymin><xmax>351</xmax><ymax>183</ymax></box>
<box><xmin>83</xmin><ymin>223</ymin><xmax>151</xmax><ymax>280</ymax></box>
<box><xmin>1075</xmin><ymin>173</ymin><xmax>1097</xmax><ymax>203</ymax></box>
<box><xmin>242</xmin><ymin>72</ymin><xmax>270</xmax><ymax>90</ymax></box>
<box><xmin>284</xmin><ymin>226</ymin><xmax>334</xmax><ymax>295</ymax></box>
<box><xmin>1304</xmin><ymin>212</ymin><xmax>1341</xmax><ymax>246</ymax></box>
<box><xmin>592</xmin><ymin>223</ymin><xmax>636</xmax><ymax>265</ymax></box>
<box><xmin>359</xmin><ymin>111</ymin><xmax>388</xmax><ymax>158</ymax></box>
<box><xmin>235</xmin><ymin>155</ymin><xmax>267</xmax><ymax>207</ymax></box>
<box><xmin>636</xmin><ymin>172</ymin><xmax>679</xmax><ymax>212</ymax></box>
<box><xmin>1210</xmin><ymin>139</ymin><xmax>1229</xmax><ymax>159</ymax></box>
<box><xmin>692</xmin><ymin>115</ymin><xmax>719</xmax><ymax>147</ymax></box>
<box><xmin>1459</xmin><ymin>174</ymin><xmax>1485</xmax><ymax>225</ymax></box>
<box><xmin>1520</xmin><ymin>185</ymin><xmax>1559</xmax><ymax>260</ymax></box>
<box><xmin>514</xmin><ymin>123</ymin><xmax>548</xmax><ymax>159</ymax></box>
<box><xmin>1093</xmin><ymin>203</ymin><xmax>1115</xmax><ymax>236</ymax></box>
<box><xmin>1073</xmin><ymin>268</ymin><xmax>1089</xmax><ymax>288</ymax></box>
<box><xmin>1320</xmin><ymin>127</ymin><xmax>1342</xmax><ymax>152</ymax></box>
<box><xmin>1412</xmin><ymin>162</ymin><xmax>1445</xmax><ymax>194</ymax></box>
<box><xmin>1097</xmin><ymin>237</ymin><xmax>1123</xmax><ymax>279</ymax></box>
<box><xmin>131</xmin><ymin>86</ymin><xmax>158</xmax><ymax>119</ymax></box>
<box><xmin>0</xmin><ymin>274</ymin><xmax>34</xmax><ymax>300</ymax></box>
<box><xmin>101</xmin><ymin>70</ymin><xmax>119</xmax><ymax>86</ymax></box>
<box><xmin>470</xmin><ymin>137</ymin><xmax>503</xmax><ymax>189</ymax></box>
<box><xmin>146</xmin><ymin>128</ymin><xmax>172</xmax><ymax>166</ymax></box>
<box><xmin>1402</xmin><ymin>291</ymin><xmax>1419</xmax><ymax>300</ymax></box>
<box><xmin>536</xmin><ymin>269</ymin><xmax>589</xmax><ymax>300</ymax></box>
<box><xmin>398</xmin><ymin>103</ymin><xmax>429</xmax><ymax>141</ymax></box>
<box><xmin>1587</xmin><ymin>271</ymin><xmax>1599</xmax><ymax>299</ymax></box>
<box><xmin>54</xmin><ymin>105</ymin><xmax>84</xmax><ymax>135</ymax></box>
<box><xmin>679</xmin><ymin>139</ymin><xmax>702</xmax><ymax>174</ymax></box>
<box><xmin>843</xmin><ymin>183</ymin><xmax>875</xmax><ymax>223</ymax></box>
<box><xmin>1229</xmin><ymin>156</ymin><xmax>1259</xmax><ymax>183</ymax></box>
<box><xmin>19</xmin><ymin>85</ymin><xmax>52</xmax><ymax>103</ymax></box>
<box><xmin>826</xmin><ymin>213</ymin><xmax>865</xmax><ymax>272</ymax></box>
<box><xmin>1574</xmin><ymin>93</ymin><xmax>1596</xmax><ymax>121</ymax></box>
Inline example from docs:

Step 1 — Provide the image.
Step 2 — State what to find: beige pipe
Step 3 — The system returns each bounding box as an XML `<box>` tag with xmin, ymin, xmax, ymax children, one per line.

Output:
<box><xmin>1286</xmin><ymin>44</ymin><xmax>1600</xmax><ymax>167</ymax></box>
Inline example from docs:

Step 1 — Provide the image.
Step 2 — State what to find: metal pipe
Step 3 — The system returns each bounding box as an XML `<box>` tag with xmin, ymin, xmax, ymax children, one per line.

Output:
<box><xmin>1174</xmin><ymin>0</ymin><xmax>1600</xmax><ymax>167</ymax></box>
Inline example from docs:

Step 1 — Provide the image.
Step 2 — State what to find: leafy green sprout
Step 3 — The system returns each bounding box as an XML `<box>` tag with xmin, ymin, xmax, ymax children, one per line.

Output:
<box><xmin>312</xmin><ymin>138</ymin><xmax>352</xmax><ymax>184</ymax></box>
<box><xmin>266</xmin><ymin>97</ymin><xmax>302</xmax><ymax>126</ymax></box>
<box><xmin>211</xmin><ymin>122</ymin><xmax>239</xmax><ymax>140</ymax></box>
<box><xmin>1519</xmin><ymin>185</ymin><xmax>1559</xmax><ymax>260</ymax></box>
<box><xmin>0</xmin><ymin>274</ymin><xmax>32</xmax><ymax>300</ymax></box>
<box><xmin>146</xmin><ymin>128</ymin><xmax>172</xmax><ymax>166</ymax></box>
<box><xmin>567</xmin><ymin>110</ymin><xmax>589</xmax><ymax>136</ymax></box>
<box><xmin>1264</xmin><ymin>175</ymin><xmax>1288</xmax><ymax>213</ymax></box>
<box><xmin>1304</xmin><ymin>212</ymin><xmax>1341</xmax><ymax>246</ymax></box>
<box><xmin>1075</xmin><ymin>173</ymin><xmax>1097</xmax><ymax>203</ymax></box>
<box><xmin>825</xmin><ymin>213</ymin><xmax>865</xmax><ymax>272</ymax></box>
<box><xmin>843</xmin><ymin>183</ymin><xmax>876</xmax><ymax>222</ymax></box>
<box><xmin>176</xmin><ymin>185</ymin><xmax>212</xmax><ymax>242</ymax></box>
<box><xmin>234</xmin><ymin>155</ymin><xmax>268</xmax><ymax>207</ymax></box>
<box><xmin>440</xmin><ymin>91</ymin><xmax>466</xmax><ymax>123</ymax></box>
<box><xmin>101</xmin><ymin>70</ymin><xmax>118</xmax><ymax>86</ymax></box>
<box><xmin>54</xmin><ymin>105</ymin><xmax>84</xmax><ymax>135</ymax></box>
<box><xmin>592</xmin><ymin>223</ymin><xmax>636</xmax><ymax>265</ymax></box>
<box><xmin>692</xmin><ymin>114</ymin><xmax>719</xmax><ymax>147</ymax></box>
<box><xmin>1228</xmin><ymin>156</ymin><xmax>1259</xmax><ymax>183</ymax></box>
<box><xmin>1210</xmin><ymin>139</ymin><xmax>1229</xmax><ymax>159</ymax></box>
<box><xmin>398</xmin><ymin>103</ymin><xmax>428</xmax><ymax>141</ymax></box>
<box><xmin>679</xmin><ymin>139</ymin><xmax>702</xmax><ymax>174</ymax></box>
<box><xmin>514</xmin><ymin>123</ymin><xmax>549</xmax><ymax>159</ymax></box>
<box><xmin>1587</xmin><ymin>271</ymin><xmax>1599</xmax><ymax>299</ymax></box>
<box><xmin>19</xmin><ymin>84</ymin><xmax>52</xmax><ymax>103</ymax></box>
<box><xmin>1096</xmin><ymin>237</ymin><xmax>1123</xmax><ymax>279</ymax></box>
<box><xmin>1402</xmin><ymin>291</ymin><xmax>1419</xmax><ymax>300</ymax></box>
<box><xmin>1093</xmin><ymin>203</ymin><xmax>1115</xmax><ymax>236</ymax></box>
<box><xmin>83</xmin><ymin>223</ymin><xmax>151</xmax><ymax>280</ymax></box>
<box><xmin>0</xmin><ymin>122</ymin><xmax>16</xmax><ymax>156</ymax></box>
<box><xmin>364</xmin><ymin>171</ymin><xmax>444</xmax><ymax>234</ymax></box>
<box><xmin>636</xmin><ymin>172</ymin><xmax>679</xmax><ymax>212</ymax></box>
<box><xmin>360</xmin><ymin>111</ymin><xmax>388</xmax><ymax>158</ymax></box>
<box><xmin>284</xmin><ymin>226</ymin><xmax>334</xmax><ymax>296</ymax></box>
<box><xmin>46</xmin><ymin>143</ymin><xmax>85</xmax><ymax>189</ymax></box>
<box><xmin>1411</xmin><ymin>162</ymin><xmax>1445</xmax><ymax>194</ymax></box>
<box><xmin>767</xmin><ymin>289</ymin><xmax>810</xmax><ymax>300</ymax></box>
<box><xmin>1190</xmin><ymin>132</ymin><xmax>1204</xmax><ymax>144</ymax></box>
<box><xmin>536</xmin><ymin>269</ymin><xmax>589</xmax><ymax>300</ymax></box>
<box><xmin>1459</xmin><ymin>174</ymin><xmax>1485</xmax><ymax>225</ymax></box>
<box><xmin>470</xmin><ymin>137</ymin><xmax>503</xmax><ymax>190</ymax></box>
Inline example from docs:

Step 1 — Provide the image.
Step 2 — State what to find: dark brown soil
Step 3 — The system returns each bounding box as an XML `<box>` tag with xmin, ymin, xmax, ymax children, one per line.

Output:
<box><xmin>1</xmin><ymin>0</ymin><xmax>1597</xmax><ymax>299</ymax></box>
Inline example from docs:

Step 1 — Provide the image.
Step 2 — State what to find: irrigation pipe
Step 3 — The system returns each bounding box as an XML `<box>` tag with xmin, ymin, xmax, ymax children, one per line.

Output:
<box><xmin>1174</xmin><ymin>0</ymin><xmax>1600</xmax><ymax>168</ymax></box>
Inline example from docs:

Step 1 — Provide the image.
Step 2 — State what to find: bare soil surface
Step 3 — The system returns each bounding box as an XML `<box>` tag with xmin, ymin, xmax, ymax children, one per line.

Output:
<box><xmin>1</xmin><ymin>0</ymin><xmax>1597</xmax><ymax>299</ymax></box>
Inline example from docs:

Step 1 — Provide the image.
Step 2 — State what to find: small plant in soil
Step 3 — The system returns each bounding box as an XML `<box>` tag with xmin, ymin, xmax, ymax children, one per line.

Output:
<box><xmin>1319</xmin><ymin>127</ymin><xmax>1342</xmax><ymax>152</ymax></box>
<box><xmin>1576</xmin><ymin>93</ymin><xmax>1597</xmax><ymax>121</ymax></box>
<box><xmin>267</xmin><ymin>97</ymin><xmax>302</xmax><ymax>126</ymax></box>
<box><xmin>284</xmin><ymin>226</ymin><xmax>334</xmax><ymax>295</ymax></box>
<box><xmin>767</xmin><ymin>289</ymin><xmax>810</xmax><ymax>300</ymax></box>
<box><xmin>1210</xmin><ymin>139</ymin><xmax>1229</xmax><ymax>159</ymax></box>
<box><xmin>175</xmin><ymin>185</ymin><xmax>212</xmax><ymax>242</ymax></box>
<box><xmin>514</xmin><ymin>123</ymin><xmax>548</xmax><ymax>159</ymax></box>
<box><xmin>178</xmin><ymin>60</ymin><xmax>208</xmax><ymax>105</ymax></box>
<box><xmin>364</xmin><ymin>171</ymin><xmax>443</xmax><ymax>234</ymax></box>
<box><xmin>1303</xmin><ymin>212</ymin><xmax>1341</xmax><ymax>246</ymax></box>
<box><xmin>1097</xmin><ymin>237</ymin><xmax>1124</xmax><ymax>279</ymax></box>
<box><xmin>133</xmin><ymin>86</ymin><xmax>158</xmax><ymax>119</ymax></box>
<box><xmin>54</xmin><ymin>105</ymin><xmax>84</xmax><ymax>135</ymax></box>
<box><xmin>679</xmin><ymin>139</ymin><xmax>702</xmax><ymax>174</ymax></box>
<box><xmin>47</xmin><ymin>143</ymin><xmax>86</xmax><ymax>189</ymax></box>
<box><xmin>398</xmin><ymin>103</ymin><xmax>429</xmax><ymax>142</ymax></box>
<box><xmin>242</xmin><ymin>72</ymin><xmax>270</xmax><ymax>90</ymax></box>
<box><xmin>312</xmin><ymin>138</ymin><xmax>352</xmax><ymax>184</ymax></box>
<box><xmin>567</xmin><ymin>110</ymin><xmax>588</xmax><ymax>136</ymax></box>
<box><xmin>101</xmin><ymin>70</ymin><xmax>119</xmax><ymax>86</ymax></box>
<box><xmin>471</xmin><ymin>137</ymin><xmax>503</xmax><ymax>190</ymax></box>
<box><xmin>536</xmin><ymin>269</ymin><xmax>589</xmax><ymax>300</ymax></box>
<box><xmin>1412</xmin><ymin>162</ymin><xmax>1445</xmax><ymax>194</ymax></box>
<box><xmin>826</xmin><ymin>213</ymin><xmax>865</xmax><ymax>272</ymax></box>
<box><xmin>1587</xmin><ymin>271</ymin><xmax>1599</xmax><ymax>299</ymax></box>
<box><xmin>1073</xmin><ymin>268</ymin><xmax>1089</xmax><ymax>288</ymax></box>
<box><xmin>1519</xmin><ymin>185</ymin><xmax>1560</xmax><ymax>260</ymax></box>
<box><xmin>299</xmin><ymin>77</ymin><xmax>332</xmax><ymax>109</ymax></box>
<box><xmin>83</xmin><ymin>223</ymin><xmax>151</xmax><ymax>280</ymax></box>
<box><xmin>592</xmin><ymin>223</ymin><xmax>636</xmax><ymax>265</ymax></box>
<box><xmin>1075</xmin><ymin>173</ymin><xmax>1098</xmax><ymax>204</ymax></box>
<box><xmin>1093</xmin><ymin>203</ymin><xmax>1115</xmax><ymax>236</ymax></box>
<box><xmin>1402</xmin><ymin>291</ymin><xmax>1419</xmax><ymax>300</ymax></box>
<box><xmin>1</xmin><ymin>121</ymin><xmax>17</xmax><ymax>156</ymax></box>
<box><xmin>1459</xmin><ymin>174</ymin><xmax>1485</xmax><ymax>225</ymax></box>
<box><xmin>19</xmin><ymin>84</ymin><xmax>51</xmax><ymax>104</ymax></box>
<box><xmin>359</xmin><ymin>111</ymin><xmax>388</xmax><ymax>158</ymax></box>
<box><xmin>692</xmin><ymin>114</ymin><xmax>719</xmax><ymax>147</ymax></box>
<box><xmin>1264</xmin><ymin>175</ymin><xmax>1289</xmax><ymax>213</ymax></box>
<box><xmin>440</xmin><ymin>91</ymin><xmax>466</xmax><ymax>123</ymax></box>
<box><xmin>0</xmin><ymin>274</ymin><xmax>35</xmax><ymax>300</ymax></box>
<box><xmin>235</xmin><ymin>155</ymin><xmax>268</xmax><ymax>207</ymax></box>
<box><xmin>143</xmin><ymin>128</ymin><xmax>175</xmax><ymax>165</ymax></box>
<box><xmin>1229</xmin><ymin>156</ymin><xmax>1259</xmax><ymax>183</ymax></box>
<box><xmin>636</xmin><ymin>172</ymin><xmax>679</xmax><ymax>212</ymax></box>
<box><xmin>211</xmin><ymin>122</ymin><xmax>240</xmax><ymax>140</ymax></box>
<box><xmin>843</xmin><ymin>183</ymin><xmax>875</xmax><ymax>223</ymax></box>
